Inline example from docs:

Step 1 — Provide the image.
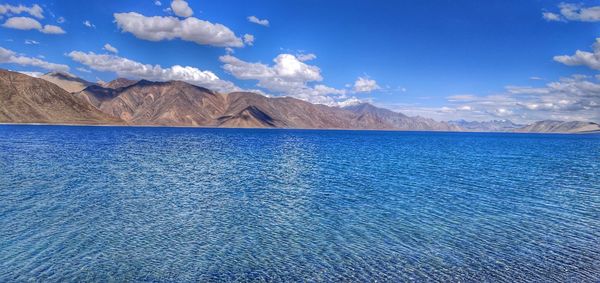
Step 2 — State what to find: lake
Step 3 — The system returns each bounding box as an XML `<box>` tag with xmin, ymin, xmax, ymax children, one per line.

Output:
<box><xmin>1</xmin><ymin>125</ymin><xmax>599</xmax><ymax>282</ymax></box>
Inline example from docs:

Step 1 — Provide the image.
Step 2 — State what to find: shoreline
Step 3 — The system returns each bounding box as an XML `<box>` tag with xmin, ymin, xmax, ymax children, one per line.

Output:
<box><xmin>1</xmin><ymin>122</ymin><xmax>598</xmax><ymax>135</ymax></box>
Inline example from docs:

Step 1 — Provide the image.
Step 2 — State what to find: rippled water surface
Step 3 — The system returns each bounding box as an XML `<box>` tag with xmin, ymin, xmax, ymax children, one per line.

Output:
<box><xmin>1</xmin><ymin>125</ymin><xmax>599</xmax><ymax>282</ymax></box>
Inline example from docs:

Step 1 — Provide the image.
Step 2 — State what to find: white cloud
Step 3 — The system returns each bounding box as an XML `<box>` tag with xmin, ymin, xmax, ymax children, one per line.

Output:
<box><xmin>40</xmin><ymin>24</ymin><xmax>65</xmax><ymax>34</ymax></box>
<box><xmin>3</xmin><ymin>16</ymin><xmax>41</xmax><ymax>30</ymax></box>
<box><xmin>337</xmin><ymin>97</ymin><xmax>363</xmax><ymax>107</ymax></box>
<box><xmin>171</xmin><ymin>0</ymin><xmax>193</xmax><ymax>18</ymax></box>
<box><xmin>314</xmin><ymin>84</ymin><xmax>347</xmax><ymax>97</ymax></box>
<box><xmin>220</xmin><ymin>54</ymin><xmax>353</xmax><ymax>105</ymax></box>
<box><xmin>103</xmin><ymin>43</ymin><xmax>118</xmax><ymax>54</ymax></box>
<box><xmin>353</xmin><ymin>76</ymin><xmax>380</xmax><ymax>93</ymax></box>
<box><xmin>83</xmin><ymin>20</ymin><xmax>95</xmax><ymax>28</ymax></box>
<box><xmin>543</xmin><ymin>12</ymin><xmax>563</xmax><ymax>22</ymax></box>
<box><xmin>154</xmin><ymin>1</ymin><xmax>162</xmax><ymax>6</ymax></box>
<box><xmin>543</xmin><ymin>3</ymin><xmax>600</xmax><ymax>22</ymax></box>
<box><xmin>247</xmin><ymin>15</ymin><xmax>269</xmax><ymax>27</ymax></box>
<box><xmin>0</xmin><ymin>4</ymin><xmax>43</xmax><ymax>19</ymax></box>
<box><xmin>1</xmin><ymin>16</ymin><xmax>64</xmax><ymax>34</ymax></box>
<box><xmin>243</xmin><ymin>34</ymin><xmax>254</xmax><ymax>46</ymax></box>
<box><xmin>220</xmin><ymin>54</ymin><xmax>322</xmax><ymax>86</ymax></box>
<box><xmin>114</xmin><ymin>12</ymin><xmax>244</xmax><ymax>47</ymax></box>
<box><xmin>68</xmin><ymin>50</ymin><xmax>240</xmax><ymax>93</ymax></box>
<box><xmin>404</xmin><ymin>75</ymin><xmax>600</xmax><ymax>123</ymax></box>
<box><xmin>447</xmin><ymin>94</ymin><xmax>477</xmax><ymax>102</ymax></box>
<box><xmin>24</xmin><ymin>39</ymin><xmax>39</xmax><ymax>45</ymax></box>
<box><xmin>0</xmin><ymin>46</ymin><xmax>69</xmax><ymax>72</ymax></box>
<box><xmin>554</xmin><ymin>38</ymin><xmax>600</xmax><ymax>70</ymax></box>
<box><xmin>297</xmin><ymin>53</ymin><xmax>316</xmax><ymax>61</ymax></box>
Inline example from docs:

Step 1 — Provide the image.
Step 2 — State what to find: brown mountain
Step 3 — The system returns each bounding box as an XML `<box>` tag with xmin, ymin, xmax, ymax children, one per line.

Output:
<box><xmin>40</xmin><ymin>72</ymin><xmax>92</xmax><ymax>93</ymax></box>
<box><xmin>515</xmin><ymin>120</ymin><xmax>600</xmax><ymax>133</ymax></box>
<box><xmin>76</xmin><ymin>80</ymin><xmax>459</xmax><ymax>130</ymax></box>
<box><xmin>101</xmin><ymin>78</ymin><xmax>139</xmax><ymax>89</ymax></box>
<box><xmin>344</xmin><ymin>103</ymin><xmax>461</xmax><ymax>131</ymax></box>
<box><xmin>77</xmin><ymin>80</ymin><xmax>226</xmax><ymax>125</ymax></box>
<box><xmin>220</xmin><ymin>92</ymin><xmax>359</xmax><ymax>128</ymax></box>
<box><xmin>0</xmin><ymin>69</ymin><xmax>123</xmax><ymax>125</ymax></box>
<box><xmin>447</xmin><ymin>119</ymin><xmax>524</xmax><ymax>132</ymax></box>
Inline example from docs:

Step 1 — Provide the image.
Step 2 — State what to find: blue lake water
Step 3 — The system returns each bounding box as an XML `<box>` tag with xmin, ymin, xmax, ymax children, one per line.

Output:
<box><xmin>1</xmin><ymin>125</ymin><xmax>599</xmax><ymax>282</ymax></box>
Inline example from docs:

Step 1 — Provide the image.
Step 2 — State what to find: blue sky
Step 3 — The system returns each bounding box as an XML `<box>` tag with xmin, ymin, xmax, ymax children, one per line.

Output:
<box><xmin>1</xmin><ymin>0</ymin><xmax>600</xmax><ymax>123</ymax></box>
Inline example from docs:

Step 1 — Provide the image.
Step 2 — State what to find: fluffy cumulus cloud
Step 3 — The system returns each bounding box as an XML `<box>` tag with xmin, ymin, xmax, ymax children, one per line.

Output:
<box><xmin>0</xmin><ymin>4</ymin><xmax>43</xmax><ymax>19</ymax></box>
<box><xmin>0</xmin><ymin>5</ymin><xmax>65</xmax><ymax>34</ymax></box>
<box><xmin>353</xmin><ymin>76</ymin><xmax>380</xmax><ymax>93</ymax></box>
<box><xmin>3</xmin><ymin>16</ymin><xmax>40</xmax><ymax>30</ymax></box>
<box><xmin>68</xmin><ymin>50</ymin><xmax>240</xmax><ymax>93</ymax></box>
<box><xmin>543</xmin><ymin>3</ymin><xmax>600</xmax><ymax>22</ymax></box>
<box><xmin>171</xmin><ymin>0</ymin><xmax>193</xmax><ymax>18</ymax></box>
<box><xmin>103</xmin><ymin>43</ymin><xmax>118</xmax><ymax>54</ymax></box>
<box><xmin>0</xmin><ymin>46</ymin><xmax>69</xmax><ymax>72</ymax></box>
<box><xmin>114</xmin><ymin>12</ymin><xmax>244</xmax><ymax>47</ymax></box>
<box><xmin>219</xmin><ymin>53</ymin><xmax>361</xmax><ymax>105</ymax></box>
<box><xmin>154</xmin><ymin>1</ymin><xmax>162</xmax><ymax>6</ymax></box>
<box><xmin>554</xmin><ymin>38</ymin><xmax>600</xmax><ymax>70</ymax></box>
<box><xmin>247</xmin><ymin>15</ymin><xmax>269</xmax><ymax>27</ymax></box>
<box><xmin>40</xmin><ymin>24</ymin><xmax>65</xmax><ymax>34</ymax></box>
<box><xmin>2</xmin><ymin>16</ymin><xmax>65</xmax><ymax>34</ymax></box>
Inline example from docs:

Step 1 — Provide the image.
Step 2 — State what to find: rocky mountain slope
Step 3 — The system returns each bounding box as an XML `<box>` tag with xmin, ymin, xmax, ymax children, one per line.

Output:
<box><xmin>448</xmin><ymin>119</ymin><xmax>523</xmax><ymax>132</ymax></box>
<box><xmin>101</xmin><ymin>78</ymin><xmax>138</xmax><ymax>89</ymax></box>
<box><xmin>75</xmin><ymin>79</ymin><xmax>462</xmax><ymax>130</ymax></box>
<box><xmin>0</xmin><ymin>70</ymin><xmax>123</xmax><ymax>124</ymax></box>
<box><xmin>345</xmin><ymin>103</ymin><xmax>461</xmax><ymax>131</ymax></box>
<box><xmin>514</xmin><ymin>120</ymin><xmax>600</xmax><ymax>133</ymax></box>
<box><xmin>40</xmin><ymin>72</ymin><xmax>92</xmax><ymax>93</ymax></box>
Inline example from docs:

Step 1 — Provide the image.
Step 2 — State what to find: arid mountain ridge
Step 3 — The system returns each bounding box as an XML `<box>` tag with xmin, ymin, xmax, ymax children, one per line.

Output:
<box><xmin>1</xmin><ymin>69</ymin><xmax>598</xmax><ymax>133</ymax></box>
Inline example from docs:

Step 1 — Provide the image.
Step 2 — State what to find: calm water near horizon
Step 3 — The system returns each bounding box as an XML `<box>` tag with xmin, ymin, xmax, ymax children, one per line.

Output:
<box><xmin>1</xmin><ymin>125</ymin><xmax>599</xmax><ymax>282</ymax></box>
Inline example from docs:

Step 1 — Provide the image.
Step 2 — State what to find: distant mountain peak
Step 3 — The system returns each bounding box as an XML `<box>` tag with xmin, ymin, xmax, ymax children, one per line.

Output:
<box><xmin>516</xmin><ymin>120</ymin><xmax>600</xmax><ymax>133</ymax></box>
<box><xmin>44</xmin><ymin>71</ymin><xmax>76</xmax><ymax>78</ymax></box>
<box><xmin>101</xmin><ymin>78</ymin><xmax>138</xmax><ymax>89</ymax></box>
<box><xmin>124</xmin><ymin>79</ymin><xmax>216</xmax><ymax>94</ymax></box>
<box><xmin>40</xmin><ymin>71</ymin><xmax>92</xmax><ymax>93</ymax></box>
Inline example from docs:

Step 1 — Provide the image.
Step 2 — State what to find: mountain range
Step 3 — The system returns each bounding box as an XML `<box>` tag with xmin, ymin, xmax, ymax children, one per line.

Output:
<box><xmin>448</xmin><ymin>119</ymin><xmax>524</xmax><ymax>132</ymax></box>
<box><xmin>0</xmin><ymin>70</ymin><xmax>122</xmax><ymax>125</ymax></box>
<box><xmin>1</xmin><ymin>69</ymin><xmax>598</xmax><ymax>133</ymax></box>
